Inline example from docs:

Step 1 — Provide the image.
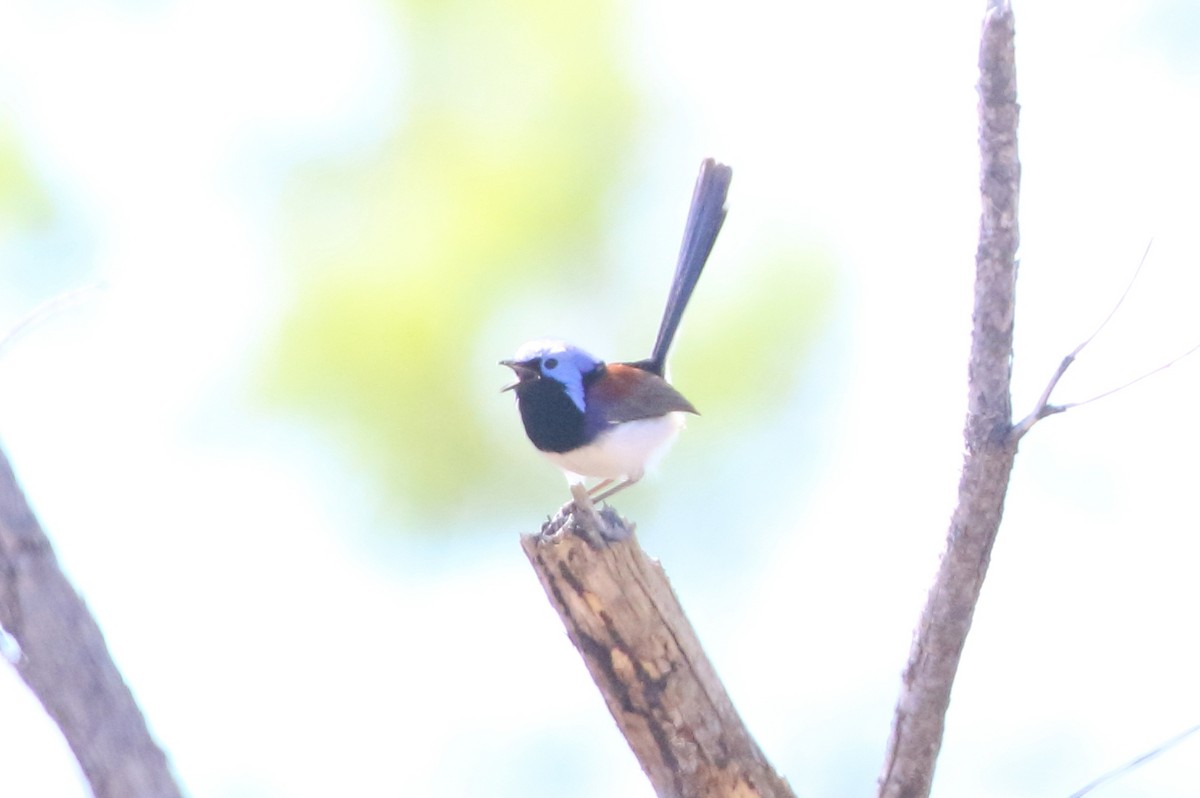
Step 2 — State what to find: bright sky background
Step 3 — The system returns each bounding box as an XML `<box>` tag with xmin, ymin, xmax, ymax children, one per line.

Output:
<box><xmin>1</xmin><ymin>0</ymin><xmax>1200</xmax><ymax>796</ymax></box>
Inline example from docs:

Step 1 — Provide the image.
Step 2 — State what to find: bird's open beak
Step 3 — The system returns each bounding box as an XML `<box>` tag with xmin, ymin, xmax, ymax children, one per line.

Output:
<box><xmin>500</xmin><ymin>359</ymin><xmax>539</xmax><ymax>392</ymax></box>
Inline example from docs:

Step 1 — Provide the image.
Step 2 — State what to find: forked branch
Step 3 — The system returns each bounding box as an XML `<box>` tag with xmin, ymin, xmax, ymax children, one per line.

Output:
<box><xmin>1011</xmin><ymin>239</ymin><xmax>1200</xmax><ymax>438</ymax></box>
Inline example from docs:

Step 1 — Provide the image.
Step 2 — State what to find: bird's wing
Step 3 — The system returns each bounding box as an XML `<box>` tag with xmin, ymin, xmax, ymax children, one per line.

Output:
<box><xmin>588</xmin><ymin>363</ymin><xmax>698</xmax><ymax>424</ymax></box>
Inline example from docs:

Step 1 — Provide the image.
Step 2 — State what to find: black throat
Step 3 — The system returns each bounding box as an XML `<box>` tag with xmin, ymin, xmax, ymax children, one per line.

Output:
<box><xmin>513</xmin><ymin>373</ymin><xmax>596</xmax><ymax>453</ymax></box>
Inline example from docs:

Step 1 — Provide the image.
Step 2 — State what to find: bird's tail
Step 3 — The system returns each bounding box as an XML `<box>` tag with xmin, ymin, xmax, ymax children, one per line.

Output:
<box><xmin>644</xmin><ymin>158</ymin><xmax>732</xmax><ymax>376</ymax></box>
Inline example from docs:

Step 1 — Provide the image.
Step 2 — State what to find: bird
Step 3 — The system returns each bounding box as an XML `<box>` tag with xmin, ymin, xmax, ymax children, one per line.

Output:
<box><xmin>501</xmin><ymin>158</ymin><xmax>732</xmax><ymax>504</ymax></box>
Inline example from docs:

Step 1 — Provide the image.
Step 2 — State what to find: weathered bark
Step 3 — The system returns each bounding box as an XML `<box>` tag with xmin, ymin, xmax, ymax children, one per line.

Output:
<box><xmin>522</xmin><ymin>496</ymin><xmax>793</xmax><ymax>798</ymax></box>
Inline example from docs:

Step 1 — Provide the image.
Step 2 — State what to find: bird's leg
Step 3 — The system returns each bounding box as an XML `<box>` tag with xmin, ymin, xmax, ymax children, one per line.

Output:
<box><xmin>589</xmin><ymin>475</ymin><xmax>641</xmax><ymax>504</ymax></box>
<box><xmin>586</xmin><ymin>479</ymin><xmax>615</xmax><ymax>497</ymax></box>
<box><xmin>546</xmin><ymin>482</ymin><xmax>600</xmax><ymax>535</ymax></box>
<box><xmin>568</xmin><ymin>483</ymin><xmax>634</xmax><ymax>545</ymax></box>
<box><xmin>547</xmin><ymin>484</ymin><xmax>603</xmax><ymax>547</ymax></box>
<box><xmin>543</xmin><ymin>474</ymin><xmax>641</xmax><ymax>542</ymax></box>
<box><xmin>570</xmin><ymin>483</ymin><xmax>599</xmax><ymax>516</ymax></box>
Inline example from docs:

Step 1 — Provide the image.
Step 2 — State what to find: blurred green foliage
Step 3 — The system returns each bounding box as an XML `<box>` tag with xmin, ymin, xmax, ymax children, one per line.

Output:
<box><xmin>672</xmin><ymin>249</ymin><xmax>831</xmax><ymax>418</ymax></box>
<box><xmin>0</xmin><ymin>122</ymin><xmax>54</xmax><ymax>240</ymax></box>
<box><xmin>266</xmin><ymin>0</ymin><xmax>639</xmax><ymax>517</ymax></box>
<box><xmin>264</xmin><ymin>0</ymin><xmax>832</xmax><ymax>522</ymax></box>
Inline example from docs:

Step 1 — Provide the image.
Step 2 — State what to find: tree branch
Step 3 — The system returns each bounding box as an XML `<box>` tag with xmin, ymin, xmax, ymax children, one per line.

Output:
<box><xmin>0</xmin><ymin>444</ymin><xmax>182</xmax><ymax>798</ymax></box>
<box><xmin>521</xmin><ymin>493</ymin><xmax>794</xmax><ymax>798</ymax></box>
<box><xmin>877</xmin><ymin>3</ymin><xmax>1020</xmax><ymax>797</ymax></box>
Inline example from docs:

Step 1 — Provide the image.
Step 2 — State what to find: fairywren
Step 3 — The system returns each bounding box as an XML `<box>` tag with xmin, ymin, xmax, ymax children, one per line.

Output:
<box><xmin>502</xmin><ymin>159</ymin><xmax>732</xmax><ymax>503</ymax></box>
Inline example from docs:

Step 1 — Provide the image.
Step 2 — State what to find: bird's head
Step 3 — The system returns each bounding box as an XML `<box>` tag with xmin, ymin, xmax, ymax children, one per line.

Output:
<box><xmin>501</xmin><ymin>339</ymin><xmax>602</xmax><ymax>413</ymax></box>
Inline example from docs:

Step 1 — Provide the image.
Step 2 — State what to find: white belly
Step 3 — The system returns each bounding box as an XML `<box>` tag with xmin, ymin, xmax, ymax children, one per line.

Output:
<box><xmin>543</xmin><ymin>413</ymin><xmax>686</xmax><ymax>481</ymax></box>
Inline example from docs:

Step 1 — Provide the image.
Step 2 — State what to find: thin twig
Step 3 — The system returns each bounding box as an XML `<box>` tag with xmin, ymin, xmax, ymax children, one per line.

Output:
<box><xmin>1076</xmin><ymin>240</ymin><xmax>1152</xmax><ymax>353</ymax></box>
<box><xmin>1012</xmin><ymin>242</ymin><xmax>1200</xmax><ymax>439</ymax></box>
<box><xmin>1051</xmin><ymin>338</ymin><xmax>1200</xmax><ymax>414</ymax></box>
<box><xmin>1068</xmin><ymin>723</ymin><xmax>1200</xmax><ymax>798</ymax></box>
<box><xmin>1013</xmin><ymin>243</ymin><xmax>1151</xmax><ymax>437</ymax></box>
<box><xmin>0</xmin><ymin>282</ymin><xmax>106</xmax><ymax>356</ymax></box>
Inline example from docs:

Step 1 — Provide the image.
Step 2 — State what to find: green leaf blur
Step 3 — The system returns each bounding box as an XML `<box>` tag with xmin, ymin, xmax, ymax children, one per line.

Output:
<box><xmin>673</xmin><ymin>248</ymin><xmax>832</xmax><ymax>418</ymax></box>
<box><xmin>0</xmin><ymin>122</ymin><xmax>54</xmax><ymax>240</ymax></box>
<box><xmin>263</xmin><ymin>0</ymin><xmax>641</xmax><ymax>518</ymax></box>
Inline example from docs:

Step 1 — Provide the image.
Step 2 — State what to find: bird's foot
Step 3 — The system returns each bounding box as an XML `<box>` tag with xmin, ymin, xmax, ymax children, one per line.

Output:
<box><xmin>537</xmin><ymin>485</ymin><xmax>632</xmax><ymax>546</ymax></box>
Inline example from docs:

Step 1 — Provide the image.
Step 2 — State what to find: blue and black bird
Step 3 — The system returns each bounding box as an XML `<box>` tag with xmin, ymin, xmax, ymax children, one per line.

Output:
<box><xmin>502</xmin><ymin>159</ymin><xmax>733</xmax><ymax>503</ymax></box>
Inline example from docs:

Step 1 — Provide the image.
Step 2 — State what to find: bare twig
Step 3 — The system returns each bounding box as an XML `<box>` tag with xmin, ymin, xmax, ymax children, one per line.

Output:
<box><xmin>1012</xmin><ymin>242</ymin><xmax>1152</xmax><ymax>433</ymax></box>
<box><xmin>1051</xmin><ymin>339</ymin><xmax>1200</xmax><ymax>412</ymax></box>
<box><xmin>1078</xmin><ymin>241</ymin><xmax>1153</xmax><ymax>348</ymax></box>
<box><xmin>0</xmin><ymin>282</ymin><xmax>106</xmax><ymax>356</ymax></box>
<box><xmin>1068</xmin><ymin>724</ymin><xmax>1200</xmax><ymax>798</ymax></box>
<box><xmin>522</xmin><ymin>510</ymin><xmax>794</xmax><ymax>798</ymax></box>
<box><xmin>0</xmin><ymin>444</ymin><xmax>182</xmax><ymax>798</ymax></box>
<box><xmin>877</xmin><ymin>3</ymin><xmax>1020</xmax><ymax>797</ymax></box>
<box><xmin>1011</xmin><ymin>240</ymin><xmax>1200</xmax><ymax>438</ymax></box>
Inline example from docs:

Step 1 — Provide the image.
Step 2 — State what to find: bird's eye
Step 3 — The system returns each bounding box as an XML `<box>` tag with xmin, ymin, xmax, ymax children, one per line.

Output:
<box><xmin>543</xmin><ymin>357</ymin><xmax>559</xmax><ymax>370</ymax></box>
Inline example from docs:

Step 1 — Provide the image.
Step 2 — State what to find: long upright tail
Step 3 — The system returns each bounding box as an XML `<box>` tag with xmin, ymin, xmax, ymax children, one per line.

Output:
<box><xmin>642</xmin><ymin>158</ymin><xmax>733</xmax><ymax>377</ymax></box>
